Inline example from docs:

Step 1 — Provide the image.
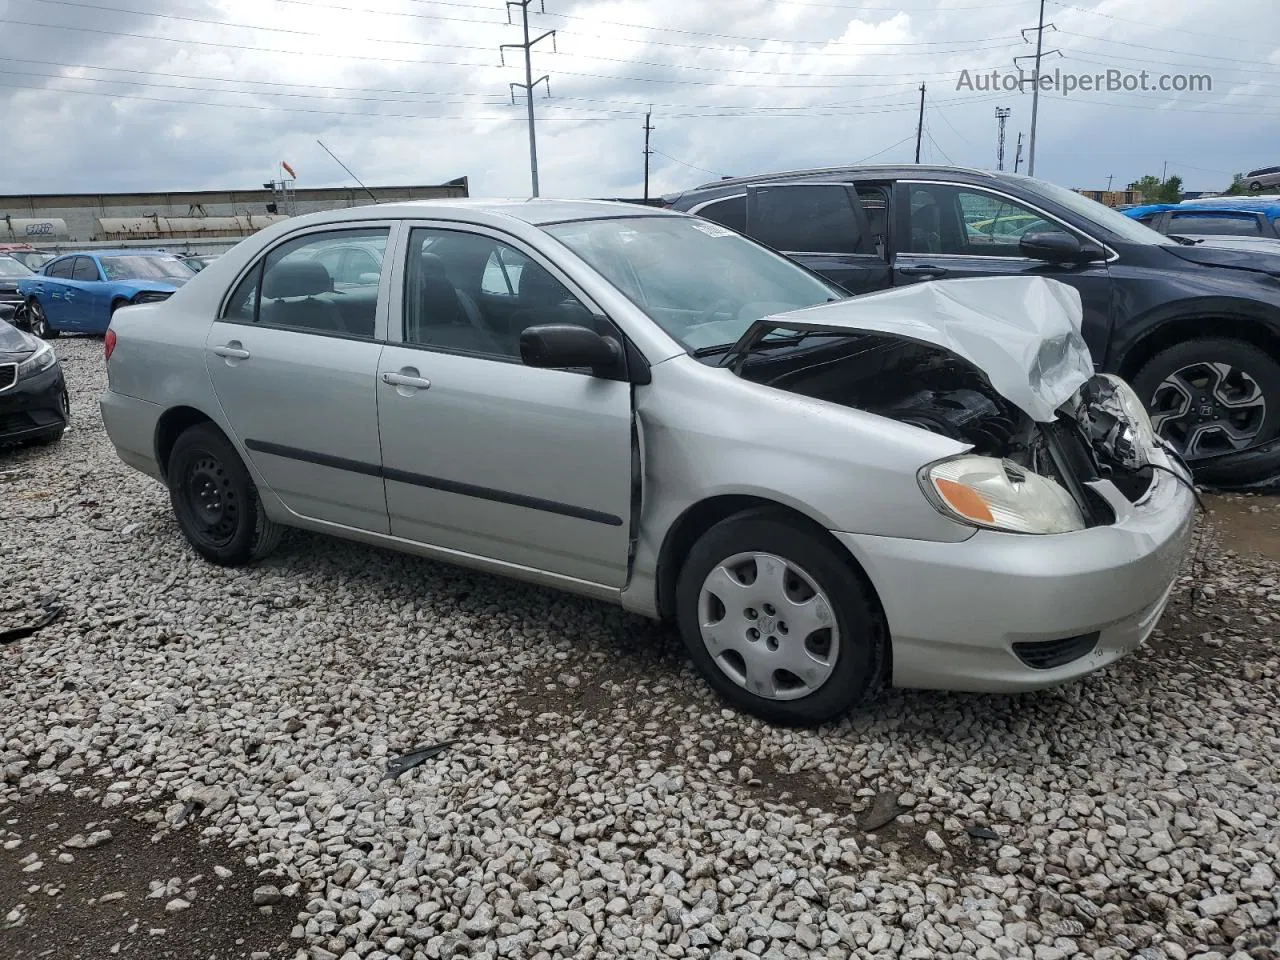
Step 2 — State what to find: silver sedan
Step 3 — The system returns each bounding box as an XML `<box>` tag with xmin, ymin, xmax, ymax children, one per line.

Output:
<box><xmin>100</xmin><ymin>200</ymin><xmax>1194</xmax><ymax>724</ymax></box>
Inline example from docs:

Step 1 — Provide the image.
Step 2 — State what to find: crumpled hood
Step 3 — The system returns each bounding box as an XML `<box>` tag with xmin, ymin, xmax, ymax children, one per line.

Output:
<box><xmin>770</xmin><ymin>276</ymin><xmax>1094</xmax><ymax>422</ymax></box>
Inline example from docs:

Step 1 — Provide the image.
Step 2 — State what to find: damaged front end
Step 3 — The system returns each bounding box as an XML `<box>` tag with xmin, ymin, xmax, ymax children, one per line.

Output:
<box><xmin>725</xmin><ymin>277</ymin><xmax>1177</xmax><ymax>532</ymax></box>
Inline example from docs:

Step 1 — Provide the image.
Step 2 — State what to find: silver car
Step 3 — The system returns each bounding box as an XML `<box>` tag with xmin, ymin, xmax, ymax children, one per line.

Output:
<box><xmin>100</xmin><ymin>200</ymin><xmax>1195</xmax><ymax>724</ymax></box>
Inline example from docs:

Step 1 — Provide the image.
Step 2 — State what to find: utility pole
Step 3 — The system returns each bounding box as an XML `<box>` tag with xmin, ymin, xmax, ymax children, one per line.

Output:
<box><xmin>995</xmin><ymin>107</ymin><xmax>1011</xmax><ymax>171</ymax></box>
<box><xmin>914</xmin><ymin>83</ymin><xmax>926</xmax><ymax>164</ymax></box>
<box><xmin>501</xmin><ymin>1</ymin><xmax>555</xmax><ymax>198</ymax></box>
<box><xmin>1106</xmin><ymin>173</ymin><xmax>1115</xmax><ymax>191</ymax></box>
<box><xmin>1014</xmin><ymin>132</ymin><xmax>1025</xmax><ymax>173</ymax></box>
<box><xmin>1014</xmin><ymin>0</ymin><xmax>1059</xmax><ymax>178</ymax></box>
<box><xmin>1162</xmin><ymin>160</ymin><xmax>1169</xmax><ymax>183</ymax></box>
<box><xmin>643</xmin><ymin>108</ymin><xmax>654</xmax><ymax>202</ymax></box>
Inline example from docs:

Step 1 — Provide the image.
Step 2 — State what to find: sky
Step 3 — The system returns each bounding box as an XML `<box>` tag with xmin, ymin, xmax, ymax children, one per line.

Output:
<box><xmin>1</xmin><ymin>0</ymin><xmax>1277</xmax><ymax>199</ymax></box>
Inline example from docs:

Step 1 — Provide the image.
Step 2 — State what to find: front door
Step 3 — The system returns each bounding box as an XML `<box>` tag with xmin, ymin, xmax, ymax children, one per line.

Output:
<box><xmin>204</xmin><ymin>224</ymin><xmax>395</xmax><ymax>532</ymax></box>
<box><xmin>376</xmin><ymin>224</ymin><xmax>634</xmax><ymax>587</ymax></box>
<box><xmin>893</xmin><ymin>181</ymin><xmax>1115</xmax><ymax>363</ymax></box>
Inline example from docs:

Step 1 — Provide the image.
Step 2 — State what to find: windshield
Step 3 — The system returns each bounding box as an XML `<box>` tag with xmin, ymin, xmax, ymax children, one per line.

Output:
<box><xmin>542</xmin><ymin>216</ymin><xmax>844</xmax><ymax>352</ymax></box>
<box><xmin>1014</xmin><ymin>177</ymin><xmax>1177</xmax><ymax>246</ymax></box>
<box><xmin>0</xmin><ymin>257</ymin><xmax>33</xmax><ymax>278</ymax></box>
<box><xmin>100</xmin><ymin>255</ymin><xmax>196</xmax><ymax>282</ymax></box>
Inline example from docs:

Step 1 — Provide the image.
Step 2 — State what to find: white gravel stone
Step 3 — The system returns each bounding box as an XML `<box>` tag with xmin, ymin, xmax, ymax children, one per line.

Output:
<box><xmin>1</xmin><ymin>340</ymin><xmax>1278</xmax><ymax>960</ymax></box>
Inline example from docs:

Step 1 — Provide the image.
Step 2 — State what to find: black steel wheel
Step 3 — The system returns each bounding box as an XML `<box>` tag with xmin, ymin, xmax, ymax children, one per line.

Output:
<box><xmin>167</xmin><ymin>423</ymin><xmax>283</xmax><ymax>565</ymax></box>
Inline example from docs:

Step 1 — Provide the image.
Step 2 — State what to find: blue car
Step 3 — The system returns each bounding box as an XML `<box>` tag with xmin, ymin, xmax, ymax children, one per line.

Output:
<box><xmin>16</xmin><ymin>250</ymin><xmax>195</xmax><ymax>339</ymax></box>
<box><xmin>1124</xmin><ymin>197</ymin><xmax>1280</xmax><ymax>242</ymax></box>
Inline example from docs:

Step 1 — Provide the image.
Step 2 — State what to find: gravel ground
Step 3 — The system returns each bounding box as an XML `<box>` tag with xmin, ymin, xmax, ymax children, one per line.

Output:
<box><xmin>2</xmin><ymin>335</ymin><xmax>1278</xmax><ymax>960</ymax></box>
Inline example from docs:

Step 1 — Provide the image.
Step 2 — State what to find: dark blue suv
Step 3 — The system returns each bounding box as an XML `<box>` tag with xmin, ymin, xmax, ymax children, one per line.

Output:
<box><xmin>666</xmin><ymin>165</ymin><xmax>1280</xmax><ymax>486</ymax></box>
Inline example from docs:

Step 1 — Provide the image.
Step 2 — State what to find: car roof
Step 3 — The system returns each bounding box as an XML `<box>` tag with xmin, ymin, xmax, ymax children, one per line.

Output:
<box><xmin>662</xmin><ymin>163</ymin><xmax>1005</xmax><ymax>198</ymax></box>
<box><xmin>1175</xmin><ymin>197</ymin><xmax>1280</xmax><ymax>215</ymax></box>
<box><xmin>274</xmin><ymin>198</ymin><xmax>682</xmax><ymax>231</ymax></box>
<box><xmin>1123</xmin><ymin>204</ymin><xmax>1180</xmax><ymax>217</ymax></box>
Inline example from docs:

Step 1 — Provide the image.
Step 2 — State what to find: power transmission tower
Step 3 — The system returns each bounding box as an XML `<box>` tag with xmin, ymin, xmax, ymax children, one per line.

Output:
<box><xmin>995</xmin><ymin>107</ymin><xmax>1011</xmax><ymax>171</ymax></box>
<box><xmin>501</xmin><ymin>0</ymin><xmax>556</xmax><ymax>198</ymax></box>
<box><xmin>1014</xmin><ymin>0</ymin><xmax>1059</xmax><ymax>177</ymax></box>
<box><xmin>914</xmin><ymin>83</ymin><xmax>926</xmax><ymax>164</ymax></box>
<box><xmin>643</xmin><ymin>108</ymin><xmax>654</xmax><ymax>202</ymax></box>
<box><xmin>1014</xmin><ymin>132</ymin><xmax>1025</xmax><ymax>173</ymax></box>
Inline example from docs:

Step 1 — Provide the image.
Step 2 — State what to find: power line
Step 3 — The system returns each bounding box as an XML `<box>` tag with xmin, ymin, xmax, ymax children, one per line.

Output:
<box><xmin>17</xmin><ymin>0</ymin><xmax>1024</xmax><ymax>53</ymax></box>
<box><xmin>0</xmin><ymin>18</ymin><xmax>1024</xmax><ymax>85</ymax></box>
<box><xmin>1046</xmin><ymin>1</ymin><xmax>1265</xmax><ymax>48</ymax></box>
<box><xmin>852</xmin><ymin>134</ymin><xmax>918</xmax><ymax>165</ymax></box>
<box><xmin>1054</xmin><ymin>29</ymin><xmax>1280</xmax><ymax>67</ymax></box>
<box><xmin>650</xmin><ymin>150</ymin><xmax>724</xmax><ymax>179</ymax></box>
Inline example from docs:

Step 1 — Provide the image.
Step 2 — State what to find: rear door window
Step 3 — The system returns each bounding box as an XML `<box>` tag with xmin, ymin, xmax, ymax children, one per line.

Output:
<box><xmin>746</xmin><ymin>183</ymin><xmax>866</xmax><ymax>254</ymax></box>
<box><xmin>71</xmin><ymin>257</ymin><xmax>100</xmax><ymax>281</ymax></box>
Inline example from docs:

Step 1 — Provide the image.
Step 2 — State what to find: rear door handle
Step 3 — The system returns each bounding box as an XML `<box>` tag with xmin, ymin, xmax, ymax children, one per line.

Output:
<box><xmin>382</xmin><ymin>370</ymin><xmax>432</xmax><ymax>390</ymax></box>
<box><xmin>898</xmin><ymin>264</ymin><xmax>949</xmax><ymax>277</ymax></box>
<box><xmin>213</xmin><ymin>343</ymin><xmax>250</xmax><ymax>360</ymax></box>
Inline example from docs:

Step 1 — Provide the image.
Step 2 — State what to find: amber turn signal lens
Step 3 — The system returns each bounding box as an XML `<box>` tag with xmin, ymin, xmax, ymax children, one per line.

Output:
<box><xmin>934</xmin><ymin>477</ymin><xmax>995</xmax><ymax>524</ymax></box>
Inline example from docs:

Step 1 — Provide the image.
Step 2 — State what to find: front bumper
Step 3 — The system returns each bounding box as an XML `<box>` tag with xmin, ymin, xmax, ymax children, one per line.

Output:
<box><xmin>835</xmin><ymin>453</ymin><xmax>1196</xmax><ymax>693</ymax></box>
<box><xmin>0</xmin><ymin>362</ymin><xmax>67</xmax><ymax>443</ymax></box>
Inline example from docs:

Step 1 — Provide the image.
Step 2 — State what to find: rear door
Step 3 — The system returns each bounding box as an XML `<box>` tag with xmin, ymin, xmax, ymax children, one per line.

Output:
<box><xmin>37</xmin><ymin>257</ymin><xmax>74</xmax><ymax>325</ymax></box>
<box><xmin>742</xmin><ymin>182</ymin><xmax>890</xmax><ymax>294</ymax></box>
<box><xmin>893</xmin><ymin>180</ymin><xmax>1115</xmax><ymax>362</ymax></box>
<box><xmin>66</xmin><ymin>256</ymin><xmax>106</xmax><ymax>330</ymax></box>
<box><xmin>376</xmin><ymin>222</ymin><xmax>634</xmax><ymax>587</ymax></box>
<box><xmin>204</xmin><ymin>223</ymin><xmax>396</xmax><ymax>532</ymax></box>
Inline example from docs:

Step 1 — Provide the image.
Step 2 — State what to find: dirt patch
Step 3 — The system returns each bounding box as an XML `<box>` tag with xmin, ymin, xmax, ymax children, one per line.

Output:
<box><xmin>1204</xmin><ymin>493</ymin><xmax>1280</xmax><ymax>562</ymax></box>
<box><xmin>0</xmin><ymin>788</ymin><xmax>298</xmax><ymax>960</ymax></box>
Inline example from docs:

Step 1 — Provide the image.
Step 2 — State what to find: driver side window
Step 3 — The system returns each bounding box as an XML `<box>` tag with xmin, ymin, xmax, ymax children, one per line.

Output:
<box><xmin>403</xmin><ymin>228</ymin><xmax>592</xmax><ymax>360</ymax></box>
<box><xmin>906</xmin><ymin>183</ymin><xmax>1071</xmax><ymax>257</ymax></box>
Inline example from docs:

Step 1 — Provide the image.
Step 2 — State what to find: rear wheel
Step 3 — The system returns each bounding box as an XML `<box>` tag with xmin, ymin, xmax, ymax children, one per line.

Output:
<box><xmin>675</xmin><ymin>508</ymin><xmax>886</xmax><ymax>725</ymax></box>
<box><xmin>167</xmin><ymin>423</ymin><xmax>283</xmax><ymax>565</ymax></box>
<box><xmin>1133</xmin><ymin>337</ymin><xmax>1280</xmax><ymax>461</ymax></box>
<box><xmin>26</xmin><ymin>298</ymin><xmax>57</xmax><ymax>339</ymax></box>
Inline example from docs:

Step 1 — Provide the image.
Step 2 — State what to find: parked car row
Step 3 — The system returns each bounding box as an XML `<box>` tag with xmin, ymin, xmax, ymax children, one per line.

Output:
<box><xmin>663</xmin><ymin>165</ymin><xmax>1280</xmax><ymax>487</ymax></box>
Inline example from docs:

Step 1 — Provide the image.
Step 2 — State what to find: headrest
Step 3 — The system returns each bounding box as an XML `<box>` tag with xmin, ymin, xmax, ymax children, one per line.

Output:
<box><xmin>519</xmin><ymin>265</ymin><xmax>566</xmax><ymax>304</ymax></box>
<box><xmin>418</xmin><ymin>251</ymin><xmax>451</xmax><ymax>282</ymax></box>
<box><xmin>263</xmin><ymin>259</ymin><xmax>332</xmax><ymax>299</ymax></box>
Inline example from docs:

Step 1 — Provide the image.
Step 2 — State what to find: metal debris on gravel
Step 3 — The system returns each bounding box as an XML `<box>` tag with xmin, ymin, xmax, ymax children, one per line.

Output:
<box><xmin>2</xmin><ymin>337</ymin><xmax>1278</xmax><ymax>960</ymax></box>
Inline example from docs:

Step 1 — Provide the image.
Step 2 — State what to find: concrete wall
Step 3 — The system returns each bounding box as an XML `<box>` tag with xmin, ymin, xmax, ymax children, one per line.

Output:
<box><xmin>0</xmin><ymin>179</ymin><xmax>469</xmax><ymax>247</ymax></box>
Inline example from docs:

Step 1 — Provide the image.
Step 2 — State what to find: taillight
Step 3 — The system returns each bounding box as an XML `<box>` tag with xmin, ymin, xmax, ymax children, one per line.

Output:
<box><xmin>104</xmin><ymin>328</ymin><xmax>117</xmax><ymax>362</ymax></box>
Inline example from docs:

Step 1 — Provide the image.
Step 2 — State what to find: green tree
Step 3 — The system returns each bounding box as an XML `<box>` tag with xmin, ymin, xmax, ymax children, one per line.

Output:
<box><xmin>1223</xmin><ymin>173</ymin><xmax>1248</xmax><ymax>196</ymax></box>
<box><xmin>1127</xmin><ymin>174</ymin><xmax>1183</xmax><ymax>203</ymax></box>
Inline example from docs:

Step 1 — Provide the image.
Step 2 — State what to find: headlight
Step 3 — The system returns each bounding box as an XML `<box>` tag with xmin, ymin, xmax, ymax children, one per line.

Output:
<box><xmin>921</xmin><ymin>455</ymin><xmax>1085</xmax><ymax>534</ymax></box>
<box><xmin>16</xmin><ymin>341</ymin><xmax>56</xmax><ymax>379</ymax></box>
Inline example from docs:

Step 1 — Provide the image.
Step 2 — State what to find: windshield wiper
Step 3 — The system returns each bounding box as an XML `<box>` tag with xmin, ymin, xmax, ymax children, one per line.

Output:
<box><xmin>1167</xmin><ymin>234</ymin><xmax>1203</xmax><ymax>246</ymax></box>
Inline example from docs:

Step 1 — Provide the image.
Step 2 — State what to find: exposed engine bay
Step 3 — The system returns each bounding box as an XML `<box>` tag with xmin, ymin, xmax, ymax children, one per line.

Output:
<box><xmin>738</xmin><ymin>333</ymin><xmax>1159</xmax><ymax>522</ymax></box>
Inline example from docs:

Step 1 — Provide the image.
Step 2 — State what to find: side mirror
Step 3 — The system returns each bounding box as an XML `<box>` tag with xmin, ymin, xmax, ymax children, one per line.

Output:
<box><xmin>520</xmin><ymin>323</ymin><xmax>622</xmax><ymax>375</ymax></box>
<box><xmin>1019</xmin><ymin>231</ymin><xmax>1103</xmax><ymax>264</ymax></box>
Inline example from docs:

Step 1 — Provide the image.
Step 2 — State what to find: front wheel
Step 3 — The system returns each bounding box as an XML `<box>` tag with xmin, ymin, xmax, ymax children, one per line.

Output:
<box><xmin>1133</xmin><ymin>337</ymin><xmax>1280</xmax><ymax>461</ymax></box>
<box><xmin>675</xmin><ymin>509</ymin><xmax>887</xmax><ymax>725</ymax></box>
<box><xmin>167</xmin><ymin>423</ymin><xmax>283</xmax><ymax>565</ymax></box>
<box><xmin>26</xmin><ymin>298</ymin><xmax>58</xmax><ymax>339</ymax></box>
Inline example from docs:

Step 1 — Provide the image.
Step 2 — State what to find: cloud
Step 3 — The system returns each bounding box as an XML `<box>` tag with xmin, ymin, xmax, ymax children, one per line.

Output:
<box><xmin>0</xmin><ymin>0</ymin><xmax>1276</xmax><ymax>198</ymax></box>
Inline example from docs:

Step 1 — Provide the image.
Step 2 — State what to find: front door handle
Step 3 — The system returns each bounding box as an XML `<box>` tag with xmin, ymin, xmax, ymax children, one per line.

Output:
<box><xmin>382</xmin><ymin>370</ymin><xmax>432</xmax><ymax>390</ymax></box>
<box><xmin>213</xmin><ymin>342</ymin><xmax>251</xmax><ymax>360</ymax></box>
<box><xmin>898</xmin><ymin>264</ymin><xmax>949</xmax><ymax>278</ymax></box>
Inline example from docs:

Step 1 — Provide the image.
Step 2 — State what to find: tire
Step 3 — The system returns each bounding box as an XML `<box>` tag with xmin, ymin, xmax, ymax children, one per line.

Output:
<box><xmin>1132</xmin><ymin>337</ymin><xmax>1280</xmax><ymax>461</ymax></box>
<box><xmin>167</xmin><ymin>423</ymin><xmax>283</xmax><ymax>565</ymax></box>
<box><xmin>26</xmin><ymin>298</ymin><xmax>58</xmax><ymax>339</ymax></box>
<box><xmin>31</xmin><ymin>390</ymin><xmax>69</xmax><ymax>446</ymax></box>
<box><xmin>1249</xmin><ymin>181</ymin><xmax>1263</xmax><ymax>192</ymax></box>
<box><xmin>675</xmin><ymin>508</ymin><xmax>886</xmax><ymax>726</ymax></box>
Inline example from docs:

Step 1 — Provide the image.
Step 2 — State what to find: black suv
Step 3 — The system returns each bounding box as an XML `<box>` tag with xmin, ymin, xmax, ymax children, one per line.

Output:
<box><xmin>666</xmin><ymin>165</ymin><xmax>1280</xmax><ymax>485</ymax></box>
